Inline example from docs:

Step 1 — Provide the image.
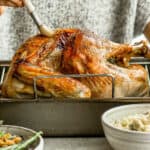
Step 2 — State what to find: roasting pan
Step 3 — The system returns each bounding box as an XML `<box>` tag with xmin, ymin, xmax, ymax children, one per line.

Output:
<box><xmin>0</xmin><ymin>59</ymin><xmax>150</xmax><ymax>137</ymax></box>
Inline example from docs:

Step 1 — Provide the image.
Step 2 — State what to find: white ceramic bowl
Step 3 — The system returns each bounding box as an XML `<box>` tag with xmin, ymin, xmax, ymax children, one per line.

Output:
<box><xmin>0</xmin><ymin>125</ymin><xmax>44</xmax><ymax>150</ymax></box>
<box><xmin>102</xmin><ymin>104</ymin><xmax>150</xmax><ymax>150</ymax></box>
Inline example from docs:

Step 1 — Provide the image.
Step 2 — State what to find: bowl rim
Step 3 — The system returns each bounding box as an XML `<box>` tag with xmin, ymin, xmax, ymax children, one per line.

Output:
<box><xmin>0</xmin><ymin>124</ymin><xmax>43</xmax><ymax>148</ymax></box>
<box><xmin>101</xmin><ymin>103</ymin><xmax>150</xmax><ymax>135</ymax></box>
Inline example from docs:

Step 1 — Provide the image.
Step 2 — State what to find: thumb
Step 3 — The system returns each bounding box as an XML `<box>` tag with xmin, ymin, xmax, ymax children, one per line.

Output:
<box><xmin>0</xmin><ymin>6</ymin><xmax>5</xmax><ymax>15</ymax></box>
<box><xmin>0</xmin><ymin>0</ymin><xmax>24</xmax><ymax>7</ymax></box>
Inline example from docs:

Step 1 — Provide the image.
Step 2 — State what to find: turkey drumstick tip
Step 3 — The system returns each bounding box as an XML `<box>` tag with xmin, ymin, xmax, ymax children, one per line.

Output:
<box><xmin>132</xmin><ymin>40</ymin><xmax>150</xmax><ymax>58</ymax></box>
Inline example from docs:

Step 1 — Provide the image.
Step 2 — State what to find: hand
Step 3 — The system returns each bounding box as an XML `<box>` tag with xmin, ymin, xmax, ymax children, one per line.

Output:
<box><xmin>0</xmin><ymin>0</ymin><xmax>24</xmax><ymax>7</ymax></box>
<box><xmin>0</xmin><ymin>6</ymin><xmax>4</xmax><ymax>15</ymax></box>
<box><xmin>0</xmin><ymin>0</ymin><xmax>24</xmax><ymax>15</ymax></box>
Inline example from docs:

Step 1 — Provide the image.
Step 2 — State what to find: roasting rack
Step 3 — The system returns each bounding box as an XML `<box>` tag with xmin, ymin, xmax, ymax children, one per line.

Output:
<box><xmin>0</xmin><ymin>61</ymin><xmax>115</xmax><ymax>100</ymax></box>
<box><xmin>33</xmin><ymin>74</ymin><xmax>115</xmax><ymax>99</ymax></box>
<box><xmin>1</xmin><ymin>58</ymin><xmax>150</xmax><ymax>102</ymax></box>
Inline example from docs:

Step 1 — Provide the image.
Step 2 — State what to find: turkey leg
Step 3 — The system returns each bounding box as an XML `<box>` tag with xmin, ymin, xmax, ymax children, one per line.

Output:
<box><xmin>106</xmin><ymin>41</ymin><xmax>150</xmax><ymax>67</ymax></box>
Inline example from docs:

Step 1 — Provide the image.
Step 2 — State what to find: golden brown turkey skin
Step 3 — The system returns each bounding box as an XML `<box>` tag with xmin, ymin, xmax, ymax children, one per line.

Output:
<box><xmin>2</xmin><ymin>31</ymin><xmax>91</xmax><ymax>99</ymax></box>
<box><xmin>1</xmin><ymin>29</ymin><xmax>150</xmax><ymax>99</ymax></box>
<box><xmin>61</xmin><ymin>30</ymin><xmax>149</xmax><ymax>98</ymax></box>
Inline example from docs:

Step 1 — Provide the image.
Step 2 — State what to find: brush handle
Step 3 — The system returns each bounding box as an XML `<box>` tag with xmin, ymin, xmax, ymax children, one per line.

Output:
<box><xmin>23</xmin><ymin>0</ymin><xmax>42</xmax><ymax>28</ymax></box>
<box><xmin>23</xmin><ymin>0</ymin><xmax>54</xmax><ymax>37</ymax></box>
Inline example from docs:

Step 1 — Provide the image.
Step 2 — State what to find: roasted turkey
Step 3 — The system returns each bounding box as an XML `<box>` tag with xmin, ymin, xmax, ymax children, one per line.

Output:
<box><xmin>1</xmin><ymin>29</ymin><xmax>150</xmax><ymax>99</ymax></box>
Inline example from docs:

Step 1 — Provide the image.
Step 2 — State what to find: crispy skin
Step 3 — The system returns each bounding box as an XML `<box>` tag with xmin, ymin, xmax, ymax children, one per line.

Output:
<box><xmin>1</xmin><ymin>29</ymin><xmax>150</xmax><ymax>99</ymax></box>
<box><xmin>61</xmin><ymin>30</ymin><xmax>149</xmax><ymax>98</ymax></box>
<box><xmin>2</xmin><ymin>31</ymin><xmax>91</xmax><ymax>98</ymax></box>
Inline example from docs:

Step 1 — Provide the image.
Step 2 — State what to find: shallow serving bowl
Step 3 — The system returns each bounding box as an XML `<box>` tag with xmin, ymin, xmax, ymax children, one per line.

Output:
<box><xmin>0</xmin><ymin>125</ymin><xmax>44</xmax><ymax>150</ymax></box>
<box><xmin>102</xmin><ymin>104</ymin><xmax>150</xmax><ymax>150</ymax></box>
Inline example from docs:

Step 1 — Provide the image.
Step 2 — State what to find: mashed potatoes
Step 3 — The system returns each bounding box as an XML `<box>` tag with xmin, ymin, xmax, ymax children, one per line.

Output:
<box><xmin>113</xmin><ymin>112</ymin><xmax>150</xmax><ymax>132</ymax></box>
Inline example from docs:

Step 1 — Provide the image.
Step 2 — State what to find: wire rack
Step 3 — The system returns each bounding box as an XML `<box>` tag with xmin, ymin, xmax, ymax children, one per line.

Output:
<box><xmin>0</xmin><ymin>58</ymin><xmax>150</xmax><ymax>101</ymax></box>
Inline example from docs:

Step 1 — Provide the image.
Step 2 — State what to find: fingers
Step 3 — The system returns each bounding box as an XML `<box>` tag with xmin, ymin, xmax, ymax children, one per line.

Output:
<box><xmin>0</xmin><ymin>0</ymin><xmax>24</xmax><ymax>16</ymax></box>
<box><xmin>0</xmin><ymin>0</ymin><xmax>24</xmax><ymax>7</ymax></box>
<box><xmin>0</xmin><ymin>6</ymin><xmax>5</xmax><ymax>15</ymax></box>
<box><xmin>10</xmin><ymin>0</ymin><xmax>24</xmax><ymax>7</ymax></box>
